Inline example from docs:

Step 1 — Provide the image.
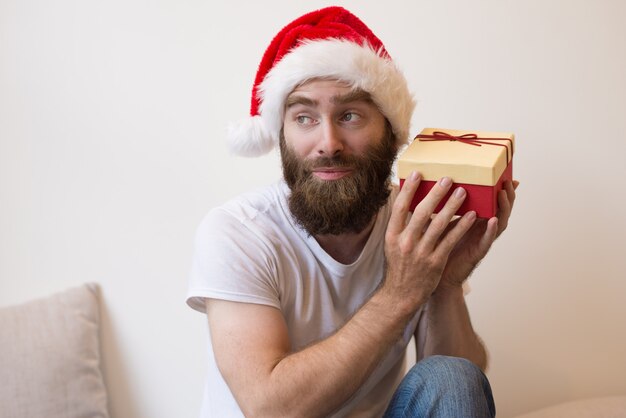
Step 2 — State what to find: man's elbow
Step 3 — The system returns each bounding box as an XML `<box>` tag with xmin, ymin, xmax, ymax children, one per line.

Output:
<box><xmin>472</xmin><ymin>339</ymin><xmax>489</xmax><ymax>372</ymax></box>
<box><xmin>235</xmin><ymin>387</ymin><xmax>314</xmax><ymax>418</ymax></box>
<box><xmin>475</xmin><ymin>351</ymin><xmax>488</xmax><ymax>372</ymax></box>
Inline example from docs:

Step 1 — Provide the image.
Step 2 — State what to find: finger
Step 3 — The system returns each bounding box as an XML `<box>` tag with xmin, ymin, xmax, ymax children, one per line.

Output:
<box><xmin>435</xmin><ymin>210</ymin><xmax>477</xmax><ymax>255</ymax></box>
<box><xmin>439</xmin><ymin>215</ymin><xmax>461</xmax><ymax>238</ymax></box>
<box><xmin>504</xmin><ymin>180</ymin><xmax>517</xmax><ymax>209</ymax></box>
<box><xmin>388</xmin><ymin>171</ymin><xmax>421</xmax><ymax>236</ymax></box>
<box><xmin>496</xmin><ymin>190</ymin><xmax>511</xmax><ymax>235</ymax></box>
<box><xmin>478</xmin><ymin>217</ymin><xmax>499</xmax><ymax>254</ymax></box>
<box><xmin>421</xmin><ymin>186</ymin><xmax>468</xmax><ymax>249</ymax></box>
<box><xmin>513</xmin><ymin>180</ymin><xmax>520</xmax><ymax>190</ymax></box>
<box><xmin>405</xmin><ymin>176</ymin><xmax>454</xmax><ymax>236</ymax></box>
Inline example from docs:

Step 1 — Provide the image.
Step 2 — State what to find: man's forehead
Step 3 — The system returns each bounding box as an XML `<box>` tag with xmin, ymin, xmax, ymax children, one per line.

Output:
<box><xmin>286</xmin><ymin>81</ymin><xmax>374</xmax><ymax>109</ymax></box>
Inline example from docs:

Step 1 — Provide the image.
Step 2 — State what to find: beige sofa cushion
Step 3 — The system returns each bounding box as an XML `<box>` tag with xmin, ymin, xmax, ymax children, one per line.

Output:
<box><xmin>0</xmin><ymin>283</ymin><xmax>109</xmax><ymax>418</ymax></box>
<box><xmin>515</xmin><ymin>396</ymin><xmax>626</xmax><ymax>418</ymax></box>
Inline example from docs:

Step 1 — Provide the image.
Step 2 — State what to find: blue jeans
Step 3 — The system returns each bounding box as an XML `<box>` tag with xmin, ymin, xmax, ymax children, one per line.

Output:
<box><xmin>382</xmin><ymin>355</ymin><xmax>496</xmax><ymax>418</ymax></box>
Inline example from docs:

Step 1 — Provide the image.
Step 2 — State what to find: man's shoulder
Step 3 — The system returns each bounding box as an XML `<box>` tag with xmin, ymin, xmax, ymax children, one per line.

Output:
<box><xmin>192</xmin><ymin>181</ymin><xmax>300</xmax><ymax>270</ymax></box>
<box><xmin>199</xmin><ymin>181</ymin><xmax>289</xmax><ymax>233</ymax></box>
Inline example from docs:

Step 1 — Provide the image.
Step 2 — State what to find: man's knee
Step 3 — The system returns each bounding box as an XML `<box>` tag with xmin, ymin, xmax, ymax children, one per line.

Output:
<box><xmin>388</xmin><ymin>355</ymin><xmax>495</xmax><ymax>417</ymax></box>
<box><xmin>413</xmin><ymin>355</ymin><xmax>489</xmax><ymax>393</ymax></box>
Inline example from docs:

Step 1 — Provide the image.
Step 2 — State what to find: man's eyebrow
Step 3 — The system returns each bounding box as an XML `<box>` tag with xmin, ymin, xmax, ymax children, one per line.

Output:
<box><xmin>331</xmin><ymin>89</ymin><xmax>374</xmax><ymax>105</ymax></box>
<box><xmin>285</xmin><ymin>89</ymin><xmax>374</xmax><ymax>110</ymax></box>
<box><xmin>285</xmin><ymin>95</ymin><xmax>318</xmax><ymax>109</ymax></box>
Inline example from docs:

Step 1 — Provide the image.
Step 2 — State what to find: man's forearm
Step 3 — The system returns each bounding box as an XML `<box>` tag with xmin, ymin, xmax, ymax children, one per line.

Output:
<box><xmin>418</xmin><ymin>285</ymin><xmax>488</xmax><ymax>370</ymax></box>
<box><xmin>257</xmin><ymin>289</ymin><xmax>420</xmax><ymax>418</ymax></box>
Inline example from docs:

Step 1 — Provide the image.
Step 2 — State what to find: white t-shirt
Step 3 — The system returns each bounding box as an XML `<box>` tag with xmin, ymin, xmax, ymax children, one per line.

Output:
<box><xmin>187</xmin><ymin>181</ymin><xmax>422</xmax><ymax>418</ymax></box>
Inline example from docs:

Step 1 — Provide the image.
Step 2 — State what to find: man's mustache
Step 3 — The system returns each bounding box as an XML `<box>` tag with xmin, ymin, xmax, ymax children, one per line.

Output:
<box><xmin>305</xmin><ymin>155</ymin><xmax>359</xmax><ymax>170</ymax></box>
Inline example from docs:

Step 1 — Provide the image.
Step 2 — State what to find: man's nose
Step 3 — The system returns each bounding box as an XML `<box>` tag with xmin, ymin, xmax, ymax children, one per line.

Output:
<box><xmin>317</xmin><ymin>121</ymin><xmax>344</xmax><ymax>156</ymax></box>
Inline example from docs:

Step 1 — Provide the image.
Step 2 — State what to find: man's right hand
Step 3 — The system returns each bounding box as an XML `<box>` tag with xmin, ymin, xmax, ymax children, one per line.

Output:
<box><xmin>382</xmin><ymin>171</ymin><xmax>478</xmax><ymax>309</ymax></box>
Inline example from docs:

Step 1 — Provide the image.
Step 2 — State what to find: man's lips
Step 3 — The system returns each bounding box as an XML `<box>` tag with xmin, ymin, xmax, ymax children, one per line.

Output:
<box><xmin>311</xmin><ymin>167</ymin><xmax>353</xmax><ymax>180</ymax></box>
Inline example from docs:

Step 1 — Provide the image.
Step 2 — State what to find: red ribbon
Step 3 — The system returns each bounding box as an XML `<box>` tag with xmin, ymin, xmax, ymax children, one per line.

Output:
<box><xmin>415</xmin><ymin>131</ymin><xmax>513</xmax><ymax>163</ymax></box>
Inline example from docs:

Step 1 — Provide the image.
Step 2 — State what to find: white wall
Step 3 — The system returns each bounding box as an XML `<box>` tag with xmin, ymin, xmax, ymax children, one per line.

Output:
<box><xmin>1</xmin><ymin>1</ymin><xmax>625</xmax><ymax>417</ymax></box>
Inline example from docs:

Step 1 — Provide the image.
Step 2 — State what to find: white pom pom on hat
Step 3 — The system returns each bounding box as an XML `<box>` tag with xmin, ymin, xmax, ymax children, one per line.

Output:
<box><xmin>228</xmin><ymin>6</ymin><xmax>415</xmax><ymax>157</ymax></box>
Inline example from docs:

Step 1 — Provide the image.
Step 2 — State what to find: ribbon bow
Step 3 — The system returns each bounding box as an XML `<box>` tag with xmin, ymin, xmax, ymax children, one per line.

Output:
<box><xmin>416</xmin><ymin>131</ymin><xmax>513</xmax><ymax>163</ymax></box>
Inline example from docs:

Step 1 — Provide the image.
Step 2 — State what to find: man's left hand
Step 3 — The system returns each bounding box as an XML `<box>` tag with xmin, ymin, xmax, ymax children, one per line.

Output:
<box><xmin>436</xmin><ymin>180</ymin><xmax>519</xmax><ymax>291</ymax></box>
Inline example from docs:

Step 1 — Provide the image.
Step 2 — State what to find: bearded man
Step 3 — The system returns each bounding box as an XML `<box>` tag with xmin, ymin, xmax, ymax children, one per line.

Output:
<box><xmin>187</xmin><ymin>7</ymin><xmax>516</xmax><ymax>418</ymax></box>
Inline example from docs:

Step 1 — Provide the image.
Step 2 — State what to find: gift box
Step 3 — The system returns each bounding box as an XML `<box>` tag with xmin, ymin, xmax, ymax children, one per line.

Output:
<box><xmin>397</xmin><ymin>128</ymin><xmax>515</xmax><ymax>218</ymax></box>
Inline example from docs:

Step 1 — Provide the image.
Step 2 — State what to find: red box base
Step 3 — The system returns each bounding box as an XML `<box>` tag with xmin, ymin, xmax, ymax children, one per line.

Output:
<box><xmin>399</xmin><ymin>162</ymin><xmax>513</xmax><ymax>219</ymax></box>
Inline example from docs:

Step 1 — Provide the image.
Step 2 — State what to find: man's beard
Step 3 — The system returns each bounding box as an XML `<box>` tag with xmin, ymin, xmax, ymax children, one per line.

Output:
<box><xmin>280</xmin><ymin>127</ymin><xmax>397</xmax><ymax>236</ymax></box>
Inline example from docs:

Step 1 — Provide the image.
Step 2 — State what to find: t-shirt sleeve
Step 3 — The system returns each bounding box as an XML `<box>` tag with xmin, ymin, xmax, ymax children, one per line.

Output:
<box><xmin>186</xmin><ymin>207</ymin><xmax>281</xmax><ymax>313</ymax></box>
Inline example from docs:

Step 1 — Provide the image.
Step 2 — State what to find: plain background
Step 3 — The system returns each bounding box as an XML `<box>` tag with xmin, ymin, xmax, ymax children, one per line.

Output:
<box><xmin>1</xmin><ymin>1</ymin><xmax>625</xmax><ymax>417</ymax></box>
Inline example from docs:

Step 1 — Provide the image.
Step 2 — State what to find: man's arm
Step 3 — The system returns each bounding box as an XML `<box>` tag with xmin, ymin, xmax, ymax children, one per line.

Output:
<box><xmin>207</xmin><ymin>290</ymin><xmax>417</xmax><ymax>418</ymax></box>
<box><xmin>415</xmin><ymin>286</ymin><xmax>488</xmax><ymax>370</ymax></box>
<box><xmin>415</xmin><ymin>180</ymin><xmax>518</xmax><ymax>370</ymax></box>
<box><xmin>206</xmin><ymin>173</ymin><xmax>477</xmax><ymax>418</ymax></box>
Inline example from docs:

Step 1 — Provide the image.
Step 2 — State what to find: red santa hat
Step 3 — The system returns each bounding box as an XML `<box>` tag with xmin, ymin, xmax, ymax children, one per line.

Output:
<box><xmin>228</xmin><ymin>6</ymin><xmax>415</xmax><ymax>157</ymax></box>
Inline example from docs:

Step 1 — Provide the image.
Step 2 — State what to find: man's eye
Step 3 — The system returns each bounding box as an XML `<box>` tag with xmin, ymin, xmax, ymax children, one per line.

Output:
<box><xmin>341</xmin><ymin>113</ymin><xmax>360</xmax><ymax>122</ymax></box>
<box><xmin>296</xmin><ymin>115</ymin><xmax>313</xmax><ymax>124</ymax></box>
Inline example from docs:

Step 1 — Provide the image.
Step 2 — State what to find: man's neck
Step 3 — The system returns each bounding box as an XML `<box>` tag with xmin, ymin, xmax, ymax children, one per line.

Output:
<box><xmin>313</xmin><ymin>215</ymin><xmax>377</xmax><ymax>264</ymax></box>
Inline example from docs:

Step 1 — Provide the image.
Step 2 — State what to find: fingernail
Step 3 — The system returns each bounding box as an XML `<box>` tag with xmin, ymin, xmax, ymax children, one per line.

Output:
<box><xmin>454</xmin><ymin>187</ymin><xmax>466</xmax><ymax>198</ymax></box>
<box><xmin>439</xmin><ymin>177</ymin><xmax>452</xmax><ymax>188</ymax></box>
<box><xmin>410</xmin><ymin>171</ymin><xmax>420</xmax><ymax>182</ymax></box>
<box><xmin>466</xmin><ymin>211</ymin><xmax>476</xmax><ymax>220</ymax></box>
